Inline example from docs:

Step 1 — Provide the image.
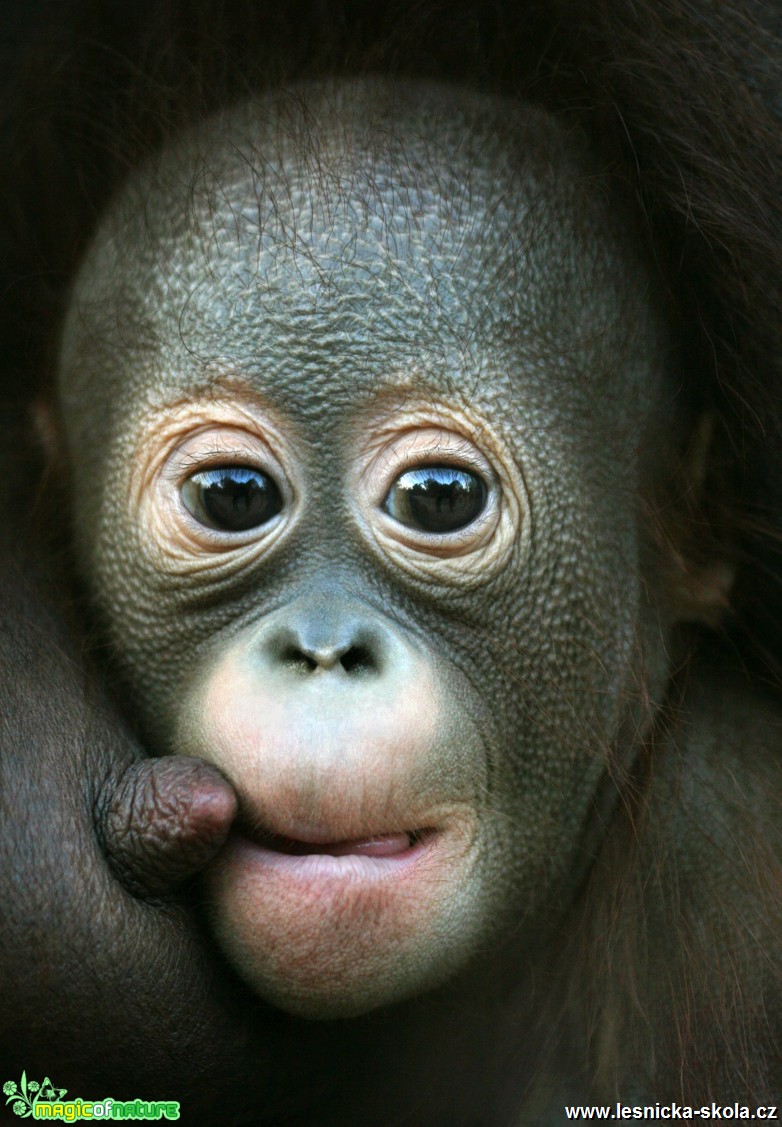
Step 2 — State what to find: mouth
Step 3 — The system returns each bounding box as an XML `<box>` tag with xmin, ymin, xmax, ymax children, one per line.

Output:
<box><xmin>205</xmin><ymin>810</ymin><xmax>478</xmax><ymax>1017</ymax></box>
<box><xmin>243</xmin><ymin>826</ymin><xmax>436</xmax><ymax>861</ymax></box>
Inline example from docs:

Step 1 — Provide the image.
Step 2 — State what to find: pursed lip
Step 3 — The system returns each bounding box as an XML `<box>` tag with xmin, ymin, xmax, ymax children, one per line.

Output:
<box><xmin>234</xmin><ymin>803</ymin><xmax>440</xmax><ymax>854</ymax></box>
<box><xmin>204</xmin><ymin>811</ymin><xmax>482</xmax><ymax>1017</ymax></box>
<box><xmin>215</xmin><ymin>799</ymin><xmax>478</xmax><ymax>888</ymax></box>
<box><xmin>249</xmin><ymin>828</ymin><xmax>433</xmax><ymax>857</ymax></box>
<box><xmin>222</xmin><ymin>824</ymin><xmax>439</xmax><ymax>881</ymax></box>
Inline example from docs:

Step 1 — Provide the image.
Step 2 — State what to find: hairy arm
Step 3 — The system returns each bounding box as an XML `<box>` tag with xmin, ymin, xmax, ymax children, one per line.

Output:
<box><xmin>0</xmin><ymin>412</ymin><xmax>320</xmax><ymax>1120</ymax></box>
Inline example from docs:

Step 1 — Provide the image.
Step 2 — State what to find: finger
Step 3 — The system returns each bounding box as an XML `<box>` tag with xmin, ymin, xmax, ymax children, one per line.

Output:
<box><xmin>98</xmin><ymin>755</ymin><xmax>238</xmax><ymax>897</ymax></box>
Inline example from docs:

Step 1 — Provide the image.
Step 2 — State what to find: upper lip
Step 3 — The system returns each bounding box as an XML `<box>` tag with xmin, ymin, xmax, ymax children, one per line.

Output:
<box><xmin>237</xmin><ymin>817</ymin><xmax>432</xmax><ymax>853</ymax></box>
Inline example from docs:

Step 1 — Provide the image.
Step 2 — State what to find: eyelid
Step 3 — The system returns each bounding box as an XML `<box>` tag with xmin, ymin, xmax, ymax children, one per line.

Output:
<box><xmin>388</xmin><ymin>433</ymin><xmax>487</xmax><ymax>466</ymax></box>
<box><xmin>129</xmin><ymin>405</ymin><xmax>305</xmax><ymax>569</ymax></box>
<box><xmin>167</xmin><ymin>437</ymin><xmax>275</xmax><ymax>481</ymax></box>
<box><xmin>367</xmin><ymin>429</ymin><xmax>496</xmax><ymax>502</ymax></box>
<box><xmin>350</xmin><ymin>405</ymin><xmax>526</xmax><ymax>584</ymax></box>
<box><xmin>147</xmin><ymin>422</ymin><xmax>299</xmax><ymax>558</ymax></box>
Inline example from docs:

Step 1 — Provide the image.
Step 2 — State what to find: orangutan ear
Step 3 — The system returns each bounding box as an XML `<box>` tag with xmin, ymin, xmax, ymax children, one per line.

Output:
<box><xmin>31</xmin><ymin>397</ymin><xmax>66</xmax><ymax>468</ymax></box>
<box><xmin>664</xmin><ymin>413</ymin><xmax>736</xmax><ymax>626</ymax></box>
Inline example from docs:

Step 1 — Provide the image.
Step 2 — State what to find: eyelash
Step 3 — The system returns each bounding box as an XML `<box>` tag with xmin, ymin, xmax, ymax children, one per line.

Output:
<box><xmin>172</xmin><ymin>442</ymin><xmax>266</xmax><ymax>476</ymax></box>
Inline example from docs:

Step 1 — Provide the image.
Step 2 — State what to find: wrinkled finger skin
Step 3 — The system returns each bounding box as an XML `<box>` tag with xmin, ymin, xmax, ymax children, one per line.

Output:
<box><xmin>0</xmin><ymin>418</ymin><xmax>325</xmax><ymax>1123</ymax></box>
<box><xmin>100</xmin><ymin>756</ymin><xmax>238</xmax><ymax>898</ymax></box>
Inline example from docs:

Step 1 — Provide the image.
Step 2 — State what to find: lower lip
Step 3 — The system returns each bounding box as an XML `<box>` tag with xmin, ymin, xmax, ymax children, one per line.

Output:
<box><xmin>207</xmin><ymin>823</ymin><xmax>466</xmax><ymax>1017</ymax></box>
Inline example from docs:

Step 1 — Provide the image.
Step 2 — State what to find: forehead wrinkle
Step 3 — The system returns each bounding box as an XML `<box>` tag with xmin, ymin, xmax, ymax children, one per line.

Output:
<box><xmin>98</xmin><ymin>92</ymin><xmax>563</xmax><ymax>379</ymax></box>
<box><xmin>62</xmin><ymin>81</ymin><xmax>663</xmax><ymax>427</ymax></box>
<box><xmin>172</xmin><ymin>147</ymin><xmax>528</xmax><ymax>354</ymax></box>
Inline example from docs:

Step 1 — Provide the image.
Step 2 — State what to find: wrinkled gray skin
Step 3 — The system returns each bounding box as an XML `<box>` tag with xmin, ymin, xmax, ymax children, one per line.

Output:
<box><xmin>52</xmin><ymin>79</ymin><xmax>782</xmax><ymax>1120</ymax></box>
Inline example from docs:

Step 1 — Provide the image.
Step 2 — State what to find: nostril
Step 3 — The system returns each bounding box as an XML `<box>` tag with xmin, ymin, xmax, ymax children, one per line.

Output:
<box><xmin>266</xmin><ymin>615</ymin><xmax>386</xmax><ymax>676</ymax></box>
<box><xmin>276</xmin><ymin>641</ymin><xmax>379</xmax><ymax>675</ymax></box>
<box><xmin>279</xmin><ymin>644</ymin><xmax>319</xmax><ymax>674</ymax></box>
<box><xmin>339</xmin><ymin>644</ymin><xmax>377</xmax><ymax>676</ymax></box>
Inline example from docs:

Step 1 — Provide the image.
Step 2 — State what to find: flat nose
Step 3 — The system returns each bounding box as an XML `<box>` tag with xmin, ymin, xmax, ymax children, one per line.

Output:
<box><xmin>263</xmin><ymin>601</ymin><xmax>386</xmax><ymax>677</ymax></box>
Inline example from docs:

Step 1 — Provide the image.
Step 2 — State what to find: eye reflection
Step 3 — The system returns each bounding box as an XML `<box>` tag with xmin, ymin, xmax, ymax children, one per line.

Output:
<box><xmin>384</xmin><ymin>465</ymin><xmax>488</xmax><ymax>534</ymax></box>
<box><xmin>182</xmin><ymin>466</ymin><xmax>283</xmax><ymax>532</ymax></box>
